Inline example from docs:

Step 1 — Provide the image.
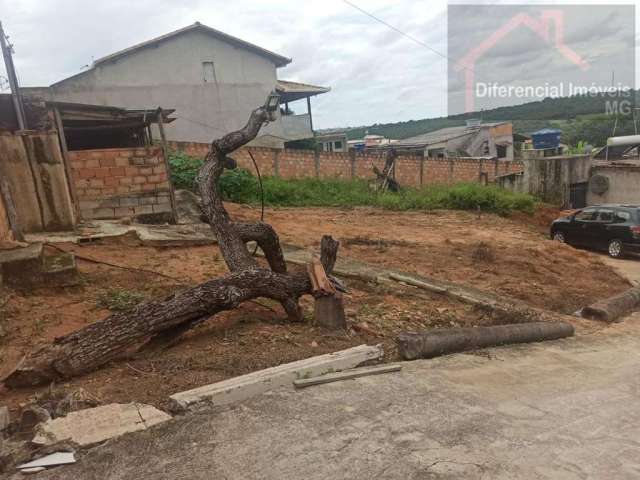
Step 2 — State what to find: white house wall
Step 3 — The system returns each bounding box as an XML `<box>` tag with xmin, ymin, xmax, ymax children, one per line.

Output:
<box><xmin>42</xmin><ymin>30</ymin><xmax>286</xmax><ymax>146</ymax></box>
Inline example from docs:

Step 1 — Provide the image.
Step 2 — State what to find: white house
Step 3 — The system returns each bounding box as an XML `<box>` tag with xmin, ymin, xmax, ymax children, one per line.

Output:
<box><xmin>25</xmin><ymin>22</ymin><xmax>329</xmax><ymax>148</ymax></box>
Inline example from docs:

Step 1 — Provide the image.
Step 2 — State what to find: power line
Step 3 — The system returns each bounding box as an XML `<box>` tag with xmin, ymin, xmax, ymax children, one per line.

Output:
<box><xmin>174</xmin><ymin>113</ymin><xmax>294</xmax><ymax>143</ymax></box>
<box><xmin>342</xmin><ymin>0</ymin><xmax>451</xmax><ymax>64</ymax></box>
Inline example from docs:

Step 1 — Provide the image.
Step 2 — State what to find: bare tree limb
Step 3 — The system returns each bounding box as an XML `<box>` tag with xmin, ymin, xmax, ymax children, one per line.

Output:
<box><xmin>3</xmin><ymin>99</ymin><xmax>340</xmax><ymax>388</ymax></box>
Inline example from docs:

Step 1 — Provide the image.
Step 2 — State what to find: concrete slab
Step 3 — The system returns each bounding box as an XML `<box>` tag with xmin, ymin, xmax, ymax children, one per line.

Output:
<box><xmin>0</xmin><ymin>243</ymin><xmax>42</xmax><ymax>264</ymax></box>
<box><xmin>136</xmin><ymin>224</ymin><xmax>215</xmax><ymax>247</ymax></box>
<box><xmin>32</xmin><ymin>403</ymin><xmax>171</xmax><ymax>447</ymax></box>
<box><xmin>169</xmin><ymin>344</ymin><xmax>384</xmax><ymax>412</ymax></box>
<box><xmin>24</xmin><ymin>221</ymin><xmax>217</xmax><ymax>248</ymax></box>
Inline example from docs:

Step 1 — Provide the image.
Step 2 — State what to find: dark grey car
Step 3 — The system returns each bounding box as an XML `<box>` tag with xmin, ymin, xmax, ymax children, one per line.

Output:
<box><xmin>550</xmin><ymin>204</ymin><xmax>640</xmax><ymax>258</ymax></box>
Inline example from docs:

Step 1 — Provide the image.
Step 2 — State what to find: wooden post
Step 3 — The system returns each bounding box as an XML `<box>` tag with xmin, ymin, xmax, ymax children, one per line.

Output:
<box><xmin>156</xmin><ymin>107</ymin><xmax>178</xmax><ymax>224</ymax></box>
<box><xmin>0</xmin><ymin>21</ymin><xmax>26</xmax><ymax>130</ymax></box>
<box><xmin>419</xmin><ymin>153</ymin><xmax>425</xmax><ymax>186</ymax></box>
<box><xmin>478</xmin><ymin>158</ymin><xmax>484</xmax><ymax>183</ymax></box>
<box><xmin>53</xmin><ymin>107</ymin><xmax>80</xmax><ymax>220</ymax></box>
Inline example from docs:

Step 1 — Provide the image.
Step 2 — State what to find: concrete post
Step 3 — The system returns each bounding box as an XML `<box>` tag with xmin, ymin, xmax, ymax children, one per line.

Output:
<box><xmin>449</xmin><ymin>157</ymin><xmax>454</xmax><ymax>184</ymax></box>
<box><xmin>273</xmin><ymin>149</ymin><xmax>280</xmax><ymax>177</ymax></box>
<box><xmin>314</xmin><ymin>149</ymin><xmax>321</xmax><ymax>178</ymax></box>
<box><xmin>349</xmin><ymin>150</ymin><xmax>356</xmax><ymax>179</ymax></box>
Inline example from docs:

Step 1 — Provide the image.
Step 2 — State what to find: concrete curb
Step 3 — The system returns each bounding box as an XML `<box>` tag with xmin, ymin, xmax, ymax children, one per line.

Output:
<box><xmin>169</xmin><ymin>344</ymin><xmax>383</xmax><ymax>412</ymax></box>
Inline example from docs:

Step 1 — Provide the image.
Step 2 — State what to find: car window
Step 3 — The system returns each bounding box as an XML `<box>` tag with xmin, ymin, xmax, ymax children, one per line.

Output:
<box><xmin>613</xmin><ymin>210</ymin><xmax>631</xmax><ymax>223</ymax></box>
<box><xmin>598</xmin><ymin>209</ymin><xmax>615</xmax><ymax>222</ymax></box>
<box><xmin>575</xmin><ymin>209</ymin><xmax>598</xmax><ymax>221</ymax></box>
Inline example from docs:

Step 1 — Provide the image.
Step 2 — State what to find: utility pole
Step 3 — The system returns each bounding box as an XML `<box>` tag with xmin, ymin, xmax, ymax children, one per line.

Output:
<box><xmin>0</xmin><ymin>21</ymin><xmax>26</xmax><ymax>130</ymax></box>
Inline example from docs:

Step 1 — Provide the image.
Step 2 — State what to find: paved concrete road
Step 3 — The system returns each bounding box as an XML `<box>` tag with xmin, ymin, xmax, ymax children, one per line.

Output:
<box><xmin>31</xmin><ymin>317</ymin><xmax>640</xmax><ymax>480</ymax></box>
<box><xmin>603</xmin><ymin>255</ymin><xmax>640</xmax><ymax>286</ymax></box>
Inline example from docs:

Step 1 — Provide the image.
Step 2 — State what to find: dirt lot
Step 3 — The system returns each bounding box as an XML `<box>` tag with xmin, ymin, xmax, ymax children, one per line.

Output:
<box><xmin>0</xmin><ymin>204</ymin><xmax>630</xmax><ymax>414</ymax></box>
<box><xmin>230</xmin><ymin>204</ymin><xmax>630</xmax><ymax>314</ymax></box>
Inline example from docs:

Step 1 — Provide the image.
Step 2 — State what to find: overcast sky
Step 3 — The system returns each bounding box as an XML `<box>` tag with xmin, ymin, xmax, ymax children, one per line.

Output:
<box><xmin>0</xmin><ymin>0</ymin><xmax>637</xmax><ymax>129</ymax></box>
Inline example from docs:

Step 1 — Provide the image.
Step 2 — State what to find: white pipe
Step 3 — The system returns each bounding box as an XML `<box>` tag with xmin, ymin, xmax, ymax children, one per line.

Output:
<box><xmin>607</xmin><ymin>135</ymin><xmax>640</xmax><ymax>147</ymax></box>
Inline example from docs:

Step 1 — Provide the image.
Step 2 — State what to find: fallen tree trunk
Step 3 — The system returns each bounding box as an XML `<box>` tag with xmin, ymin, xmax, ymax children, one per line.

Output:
<box><xmin>580</xmin><ymin>287</ymin><xmax>640</xmax><ymax>323</ymax></box>
<box><xmin>396</xmin><ymin>322</ymin><xmax>574</xmax><ymax>360</ymax></box>
<box><xmin>4</xmin><ymin>98</ymin><xmax>340</xmax><ymax>388</ymax></box>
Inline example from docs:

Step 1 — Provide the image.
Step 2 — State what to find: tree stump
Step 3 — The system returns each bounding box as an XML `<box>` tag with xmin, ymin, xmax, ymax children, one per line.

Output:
<box><xmin>307</xmin><ymin>246</ymin><xmax>346</xmax><ymax>330</ymax></box>
<box><xmin>313</xmin><ymin>293</ymin><xmax>347</xmax><ymax>330</ymax></box>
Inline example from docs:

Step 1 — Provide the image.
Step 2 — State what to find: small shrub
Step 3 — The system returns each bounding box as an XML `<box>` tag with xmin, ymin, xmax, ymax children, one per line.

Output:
<box><xmin>219</xmin><ymin>169</ymin><xmax>259</xmax><ymax>202</ymax></box>
<box><xmin>168</xmin><ymin>150</ymin><xmax>203</xmax><ymax>190</ymax></box>
<box><xmin>96</xmin><ymin>288</ymin><xmax>145</xmax><ymax>312</ymax></box>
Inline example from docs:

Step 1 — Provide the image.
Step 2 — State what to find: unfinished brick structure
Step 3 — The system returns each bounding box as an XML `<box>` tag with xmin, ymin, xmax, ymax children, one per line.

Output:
<box><xmin>169</xmin><ymin>141</ymin><xmax>524</xmax><ymax>187</ymax></box>
<box><xmin>68</xmin><ymin>147</ymin><xmax>173</xmax><ymax>220</ymax></box>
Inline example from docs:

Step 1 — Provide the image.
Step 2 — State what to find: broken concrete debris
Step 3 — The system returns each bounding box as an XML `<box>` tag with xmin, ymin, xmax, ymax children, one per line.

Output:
<box><xmin>169</xmin><ymin>344</ymin><xmax>384</xmax><ymax>412</ymax></box>
<box><xmin>32</xmin><ymin>403</ymin><xmax>171</xmax><ymax>447</ymax></box>
<box><xmin>0</xmin><ymin>242</ymin><xmax>77</xmax><ymax>288</ymax></box>
<box><xmin>18</xmin><ymin>452</ymin><xmax>76</xmax><ymax>470</ymax></box>
<box><xmin>19</xmin><ymin>466</ymin><xmax>46</xmax><ymax>474</ymax></box>
<box><xmin>293</xmin><ymin>364</ymin><xmax>402</xmax><ymax>389</ymax></box>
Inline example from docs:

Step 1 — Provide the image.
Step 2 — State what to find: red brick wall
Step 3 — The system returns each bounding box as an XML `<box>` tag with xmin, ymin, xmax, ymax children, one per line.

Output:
<box><xmin>167</xmin><ymin>141</ymin><xmax>524</xmax><ymax>187</ymax></box>
<box><xmin>68</xmin><ymin>147</ymin><xmax>172</xmax><ymax>220</ymax></box>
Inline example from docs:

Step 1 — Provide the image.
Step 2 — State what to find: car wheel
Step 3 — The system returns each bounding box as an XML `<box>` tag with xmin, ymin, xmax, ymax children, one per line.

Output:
<box><xmin>552</xmin><ymin>231</ymin><xmax>566</xmax><ymax>243</ymax></box>
<box><xmin>608</xmin><ymin>239</ymin><xmax>624</xmax><ymax>258</ymax></box>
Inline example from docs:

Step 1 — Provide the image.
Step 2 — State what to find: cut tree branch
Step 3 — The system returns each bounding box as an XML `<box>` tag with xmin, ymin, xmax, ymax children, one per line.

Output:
<box><xmin>4</xmin><ymin>99</ymin><xmax>340</xmax><ymax>388</ymax></box>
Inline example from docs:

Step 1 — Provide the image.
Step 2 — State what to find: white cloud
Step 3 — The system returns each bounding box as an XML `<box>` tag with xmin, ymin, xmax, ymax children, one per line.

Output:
<box><xmin>0</xmin><ymin>0</ymin><xmax>637</xmax><ymax>129</ymax></box>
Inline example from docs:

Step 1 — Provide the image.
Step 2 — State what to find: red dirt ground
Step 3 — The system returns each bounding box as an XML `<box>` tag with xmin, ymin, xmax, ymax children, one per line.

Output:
<box><xmin>0</xmin><ymin>205</ymin><xmax>630</xmax><ymax>414</ymax></box>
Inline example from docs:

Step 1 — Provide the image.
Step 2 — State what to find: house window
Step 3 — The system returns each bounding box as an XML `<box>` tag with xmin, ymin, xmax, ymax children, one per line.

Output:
<box><xmin>497</xmin><ymin>145</ymin><xmax>507</xmax><ymax>158</ymax></box>
<box><xmin>333</xmin><ymin>140</ymin><xmax>343</xmax><ymax>151</ymax></box>
<box><xmin>202</xmin><ymin>62</ymin><xmax>216</xmax><ymax>83</ymax></box>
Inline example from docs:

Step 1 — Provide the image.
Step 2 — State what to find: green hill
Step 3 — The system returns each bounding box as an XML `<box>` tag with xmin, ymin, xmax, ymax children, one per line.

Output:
<box><xmin>330</xmin><ymin>91</ymin><xmax>639</xmax><ymax>148</ymax></box>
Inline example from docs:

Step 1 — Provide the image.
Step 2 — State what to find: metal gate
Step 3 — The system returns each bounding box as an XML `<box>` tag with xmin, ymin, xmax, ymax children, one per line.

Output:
<box><xmin>568</xmin><ymin>182</ymin><xmax>588</xmax><ymax>209</ymax></box>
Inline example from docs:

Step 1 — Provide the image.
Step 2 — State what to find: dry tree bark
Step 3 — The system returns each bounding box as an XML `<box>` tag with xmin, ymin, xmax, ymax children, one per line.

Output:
<box><xmin>4</xmin><ymin>102</ymin><xmax>340</xmax><ymax>388</ymax></box>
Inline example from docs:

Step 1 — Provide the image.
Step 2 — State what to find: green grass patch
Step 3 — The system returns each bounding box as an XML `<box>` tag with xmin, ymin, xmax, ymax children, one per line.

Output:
<box><xmin>167</xmin><ymin>151</ymin><xmax>534</xmax><ymax>216</ymax></box>
<box><xmin>219</xmin><ymin>169</ymin><xmax>535</xmax><ymax>215</ymax></box>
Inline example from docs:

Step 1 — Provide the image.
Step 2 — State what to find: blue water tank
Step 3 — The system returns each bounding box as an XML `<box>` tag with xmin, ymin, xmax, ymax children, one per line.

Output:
<box><xmin>531</xmin><ymin>128</ymin><xmax>561</xmax><ymax>150</ymax></box>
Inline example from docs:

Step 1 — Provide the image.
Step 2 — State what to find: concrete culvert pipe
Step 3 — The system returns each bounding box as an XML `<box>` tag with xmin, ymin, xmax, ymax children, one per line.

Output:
<box><xmin>396</xmin><ymin>322</ymin><xmax>575</xmax><ymax>361</ymax></box>
<box><xmin>581</xmin><ymin>287</ymin><xmax>640</xmax><ymax>323</ymax></box>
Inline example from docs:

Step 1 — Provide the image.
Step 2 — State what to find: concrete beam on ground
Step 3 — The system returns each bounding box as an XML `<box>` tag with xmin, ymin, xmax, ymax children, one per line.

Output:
<box><xmin>169</xmin><ymin>344</ymin><xmax>384</xmax><ymax>412</ymax></box>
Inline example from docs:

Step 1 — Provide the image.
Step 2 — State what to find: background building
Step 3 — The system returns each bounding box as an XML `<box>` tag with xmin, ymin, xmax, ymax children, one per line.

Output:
<box><xmin>24</xmin><ymin>23</ymin><xmax>329</xmax><ymax>148</ymax></box>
